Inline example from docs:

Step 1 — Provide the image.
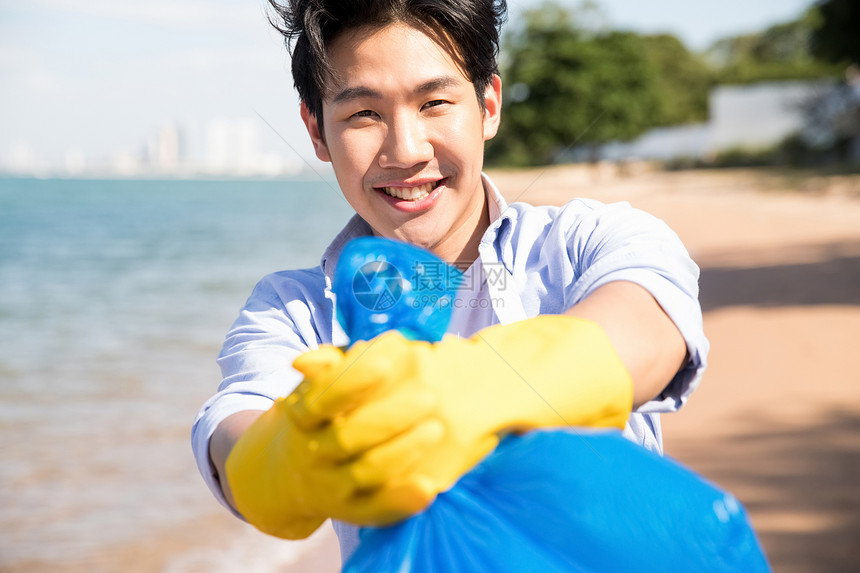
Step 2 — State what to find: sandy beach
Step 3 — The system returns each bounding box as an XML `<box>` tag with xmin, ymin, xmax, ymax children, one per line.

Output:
<box><xmin>495</xmin><ymin>165</ymin><xmax>860</xmax><ymax>573</ymax></box>
<box><xmin>18</xmin><ymin>166</ymin><xmax>857</xmax><ymax>572</ymax></box>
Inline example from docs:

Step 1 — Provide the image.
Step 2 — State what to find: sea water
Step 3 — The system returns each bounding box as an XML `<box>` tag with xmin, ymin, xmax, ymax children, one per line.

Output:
<box><xmin>0</xmin><ymin>176</ymin><xmax>354</xmax><ymax>569</ymax></box>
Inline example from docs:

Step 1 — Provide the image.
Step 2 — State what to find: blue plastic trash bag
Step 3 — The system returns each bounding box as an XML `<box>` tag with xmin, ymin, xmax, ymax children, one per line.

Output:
<box><xmin>334</xmin><ymin>237</ymin><xmax>770</xmax><ymax>572</ymax></box>
<box><xmin>344</xmin><ymin>430</ymin><xmax>770</xmax><ymax>572</ymax></box>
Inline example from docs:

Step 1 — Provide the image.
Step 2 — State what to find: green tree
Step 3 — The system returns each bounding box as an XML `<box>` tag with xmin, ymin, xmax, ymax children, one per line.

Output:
<box><xmin>811</xmin><ymin>0</ymin><xmax>860</xmax><ymax>66</ymax></box>
<box><xmin>707</xmin><ymin>13</ymin><xmax>842</xmax><ymax>84</ymax></box>
<box><xmin>486</xmin><ymin>3</ymin><xmax>662</xmax><ymax>166</ymax></box>
<box><xmin>640</xmin><ymin>34</ymin><xmax>712</xmax><ymax>126</ymax></box>
<box><xmin>809</xmin><ymin>0</ymin><xmax>860</xmax><ymax>164</ymax></box>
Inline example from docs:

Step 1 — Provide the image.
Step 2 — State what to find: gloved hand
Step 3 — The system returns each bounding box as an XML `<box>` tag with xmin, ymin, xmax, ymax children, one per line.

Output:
<box><xmin>224</xmin><ymin>344</ymin><xmax>444</xmax><ymax>539</ymax></box>
<box><xmin>227</xmin><ymin>315</ymin><xmax>633</xmax><ymax>538</ymax></box>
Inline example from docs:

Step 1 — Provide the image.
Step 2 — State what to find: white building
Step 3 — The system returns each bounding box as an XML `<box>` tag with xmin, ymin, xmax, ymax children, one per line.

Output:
<box><xmin>147</xmin><ymin>121</ymin><xmax>183</xmax><ymax>173</ymax></box>
<box><xmin>600</xmin><ymin>79</ymin><xmax>854</xmax><ymax>163</ymax></box>
<box><xmin>709</xmin><ymin>80</ymin><xmax>835</xmax><ymax>152</ymax></box>
<box><xmin>206</xmin><ymin>118</ymin><xmax>262</xmax><ymax>176</ymax></box>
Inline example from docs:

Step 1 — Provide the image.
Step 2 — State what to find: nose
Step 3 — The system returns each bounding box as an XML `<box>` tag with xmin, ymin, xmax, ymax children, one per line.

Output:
<box><xmin>378</xmin><ymin>113</ymin><xmax>433</xmax><ymax>168</ymax></box>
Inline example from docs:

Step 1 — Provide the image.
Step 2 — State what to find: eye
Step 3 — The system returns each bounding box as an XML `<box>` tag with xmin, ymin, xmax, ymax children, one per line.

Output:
<box><xmin>351</xmin><ymin>109</ymin><xmax>377</xmax><ymax>119</ymax></box>
<box><xmin>422</xmin><ymin>100</ymin><xmax>449</xmax><ymax>111</ymax></box>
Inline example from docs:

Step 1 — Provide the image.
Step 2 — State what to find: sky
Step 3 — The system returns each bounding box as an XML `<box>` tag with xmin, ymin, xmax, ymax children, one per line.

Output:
<box><xmin>0</xmin><ymin>0</ymin><xmax>817</xmax><ymax>171</ymax></box>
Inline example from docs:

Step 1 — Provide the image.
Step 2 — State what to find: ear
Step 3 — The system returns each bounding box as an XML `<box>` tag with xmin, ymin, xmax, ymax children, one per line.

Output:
<box><xmin>482</xmin><ymin>74</ymin><xmax>502</xmax><ymax>141</ymax></box>
<box><xmin>300</xmin><ymin>102</ymin><xmax>331</xmax><ymax>162</ymax></box>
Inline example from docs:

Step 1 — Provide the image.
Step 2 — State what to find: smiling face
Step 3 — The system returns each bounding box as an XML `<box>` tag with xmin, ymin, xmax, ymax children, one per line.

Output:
<box><xmin>301</xmin><ymin>22</ymin><xmax>502</xmax><ymax>264</ymax></box>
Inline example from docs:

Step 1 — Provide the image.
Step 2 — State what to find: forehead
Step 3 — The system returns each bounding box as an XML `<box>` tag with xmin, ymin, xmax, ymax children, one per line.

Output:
<box><xmin>325</xmin><ymin>22</ymin><xmax>471</xmax><ymax>97</ymax></box>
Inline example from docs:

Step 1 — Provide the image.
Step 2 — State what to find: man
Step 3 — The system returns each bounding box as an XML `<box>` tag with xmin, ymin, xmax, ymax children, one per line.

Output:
<box><xmin>192</xmin><ymin>0</ymin><xmax>708</xmax><ymax>563</ymax></box>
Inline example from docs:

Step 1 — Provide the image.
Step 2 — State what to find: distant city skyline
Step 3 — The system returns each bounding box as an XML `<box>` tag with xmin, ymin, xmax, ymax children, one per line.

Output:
<box><xmin>1</xmin><ymin>0</ymin><xmax>817</xmax><ymax>176</ymax></box>
<box><xmin>3</xmin><ymin>116</ymin><xmax>307</xmax><ymax>177</ymax></box>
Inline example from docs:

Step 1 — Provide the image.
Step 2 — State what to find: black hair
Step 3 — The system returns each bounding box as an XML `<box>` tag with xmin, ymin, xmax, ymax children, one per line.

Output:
<box><xmin>268</xmin><ymin>0</ymin><xmax>507</xmax><ymax>124</ymax></box>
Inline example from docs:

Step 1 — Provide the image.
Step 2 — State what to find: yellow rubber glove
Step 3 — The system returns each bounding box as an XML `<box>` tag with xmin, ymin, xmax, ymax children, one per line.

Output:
<box><xmin>287</xmin><ymin>315</ymin><xmax>633</xmax><ymax>524</ymax></box>
<box><xmin>224</xmin><ymin>344</ymin><xmax>444</xmax><ymax>539</ymax></box>
<box><xmin>226</xmin><ymin>315</ymin><xmax>633</xmax><ymax>538</ymax></box>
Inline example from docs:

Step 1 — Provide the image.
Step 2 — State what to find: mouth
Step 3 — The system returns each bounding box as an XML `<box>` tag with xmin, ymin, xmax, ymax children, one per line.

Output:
<box><xmin>377</xmin><ymin>179</ymin><xmax>444</xmax><ymax>202</ymax></box>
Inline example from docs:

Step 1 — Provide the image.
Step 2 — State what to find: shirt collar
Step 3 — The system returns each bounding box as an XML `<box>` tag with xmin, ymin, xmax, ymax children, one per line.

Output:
<box><xmin>479</xmin><ymin>172</ymin><xmax>518</xmax><ymax>273</ymax></box>
<box><xmin>320</xmin><ymin>214</ymin><xmax>374</xmax><ymax>282</ymax></box>
<box><xmin>482</xmin><ymin>172</ymin><xmax>508</xmax><ymax>224</ymax></box>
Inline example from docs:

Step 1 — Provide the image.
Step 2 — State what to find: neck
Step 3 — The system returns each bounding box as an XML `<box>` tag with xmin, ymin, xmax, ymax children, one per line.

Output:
<box><xmin>450</xmin><ymin>198</ymin><xmax>490</xmax><ymax>270</ymax></box>
<box><xmin>433</xmin><ymin>193</ymin><xmax>490</xmax><ymax>270</ymax></box>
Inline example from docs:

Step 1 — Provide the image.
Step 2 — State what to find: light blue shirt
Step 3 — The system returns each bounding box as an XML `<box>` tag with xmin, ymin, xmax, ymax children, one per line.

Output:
<box><xmin>192</xmin><ymin>174</ymin><xmax>708</xmax><ymax>562</ymax></box>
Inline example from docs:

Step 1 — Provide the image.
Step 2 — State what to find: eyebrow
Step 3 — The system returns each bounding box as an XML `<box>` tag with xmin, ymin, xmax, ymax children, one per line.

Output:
<box><xmin>331</xmin><ymin>75</ymin><xmax>462</xmax><ymax>104</ymax></box>
<box><xmin>332</xmin><ymin>86</ymin><xmax>381</xmax><ymax>104</ymax></box>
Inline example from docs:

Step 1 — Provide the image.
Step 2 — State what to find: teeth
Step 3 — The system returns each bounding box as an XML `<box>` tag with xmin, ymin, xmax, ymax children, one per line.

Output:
<box><xmin>382</xmin><ymin>182</ymin><xmax>435</xmax><ymax>201</ymax></box>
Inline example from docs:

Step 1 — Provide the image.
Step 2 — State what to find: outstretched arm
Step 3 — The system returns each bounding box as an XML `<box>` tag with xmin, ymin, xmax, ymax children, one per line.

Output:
<box><xmin>209</xmin><ymin>410</ymin><xmax>263</xmax><ymax>511</ymax></box>
<box><xmin>565</xmin><ymin>280</ymin><xmax>688</xmax><ymax>409</ymax></box>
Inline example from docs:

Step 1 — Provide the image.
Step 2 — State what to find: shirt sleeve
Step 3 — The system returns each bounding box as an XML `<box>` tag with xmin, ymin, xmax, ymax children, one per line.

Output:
<box><xmin>190</xmin><ymin>272</ymin><xmax>323</xmax><ymax>515</ymax></box>
<box><xmin>559</xmin><ymin>199</ymin><xmax>709</xmax><ymax>414</ymax></box>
